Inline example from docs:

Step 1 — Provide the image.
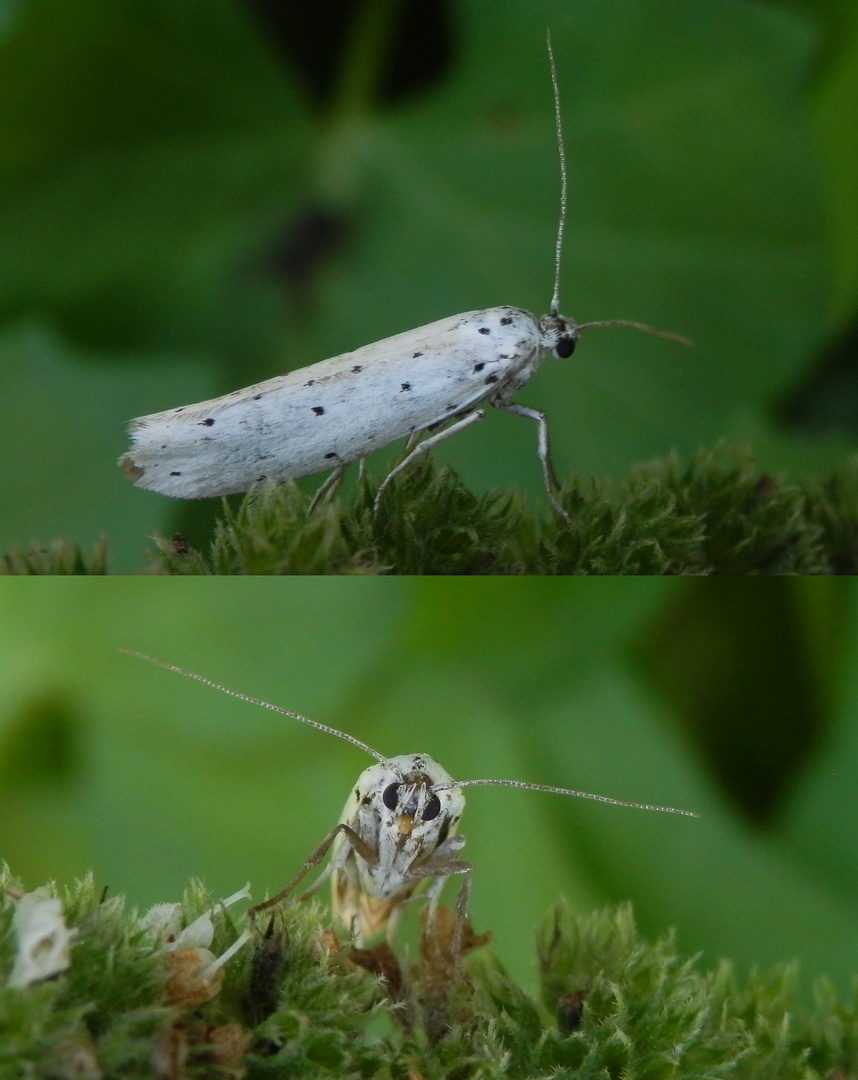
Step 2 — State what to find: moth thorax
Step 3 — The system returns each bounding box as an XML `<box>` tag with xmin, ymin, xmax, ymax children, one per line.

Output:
<box><xmin>538</xmin><ymin>313</ymin><xmax>580</xmax><ymax>359</ymax></box>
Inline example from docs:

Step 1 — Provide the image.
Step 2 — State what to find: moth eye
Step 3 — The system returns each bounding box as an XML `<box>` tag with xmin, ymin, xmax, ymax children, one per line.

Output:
<box><xmin>555</xmin><ymin>338</ymin><xmax>575</xmax><ymax>359</ymax></box>
<box><xmin>423</xmin><ymin>793</ymin><xmax>441</xmax><ymax>821</ymax></box>
<box><xmin>382</xmin><ymin>783</ymin><xmax>401</xmax><ymax>810</ymax></box>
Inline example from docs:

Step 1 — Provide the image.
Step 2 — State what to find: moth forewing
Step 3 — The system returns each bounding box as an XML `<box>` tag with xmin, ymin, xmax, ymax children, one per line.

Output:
<box><xmin>119</xmin><ymin>307</ymin><xmax>557</xmax><ymax>501</ymax></box>
<box><xmin>330</xmin><ymin>755</ymin><xmax>469</xmax><ymax>945</ymax></box>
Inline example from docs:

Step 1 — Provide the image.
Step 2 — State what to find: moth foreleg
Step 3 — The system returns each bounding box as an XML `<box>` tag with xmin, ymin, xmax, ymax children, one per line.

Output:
<box><xmin>451</xmin><ymin>869</ymin><xmax>471</xmax><ymax>958</ymax></box>
<box><xmin>247</xmin><ymin>822</ymin><xmax>374</xmax><ymax>921</ymax></box>
<box><xmin>493</xmin><ymin>399</ymin><xmax>572</xmax><ymax>525</ymax></box>
<box><xmin>410</xmin><ymin>839</ymin><xmax>472</xmax><ymax>956</ymax></box>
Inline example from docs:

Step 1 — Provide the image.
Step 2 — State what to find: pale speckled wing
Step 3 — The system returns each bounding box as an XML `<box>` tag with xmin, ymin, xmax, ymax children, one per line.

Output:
<box><xmin>119</xmin><ymin>307</ymin><xmax>542</xmax><ymax>498</ymax></box>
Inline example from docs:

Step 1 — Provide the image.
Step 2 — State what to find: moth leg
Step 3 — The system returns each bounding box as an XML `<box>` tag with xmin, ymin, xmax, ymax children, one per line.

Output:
<box><xmin>492</xmin><ymin>399</ymin><xmax>572</xmax><ymax>526</ymax></box>
<box><xmin>404</xmin><ymin>835</ymin><xmax>468</xmax><ymax>888</ymax></box>
<box><xmin>408</xmin><ymin>841</ymin><xmax>471</xmax><ymax>956</ymax></box>
<box><xmin>451</xmin><ymin>869</ymin><xmax>471</xmax><ymax>958</ymax></box>
<box><xmin>374</xmin><ymin>410</ymin><xmax>485</xmax><ymax>515</ymax></box>
<box><xmin>247</xmin><ymin>822</ymin><xmax>374</xmax><ymax>921</ymax></box>
<box><xmin>428</xmin><ymin>866</ymin><xmax>472</xmax><ymax>959</ymax></box>
<box><xmin>308</xmin><ymin>462</ymin><xmax>349</xmax><ymax>514</ymax></box>
<box><xmin>417</xmin><ymin>867</ymin><xmax>472</xmax><ymax>969</ymax></box>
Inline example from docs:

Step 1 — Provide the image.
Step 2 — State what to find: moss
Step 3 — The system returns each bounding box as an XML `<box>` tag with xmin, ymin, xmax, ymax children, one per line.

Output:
<box><xmin>4</xmin><ymin>444</ymin><xmax>858</xmax><ymax>574</ymax></box>
<box><xmin>0</xmin><ymin>539</ymin><xmax>110</xmax><ymax>576</ymax></box>
<box><xmin>2</xmin><ymin>864</ymin><xmax>857</xmax><ymax>1078</ymax></box>
<box><xmin>156</xmin><ymin>444</ymin><xmax>858</xmax><ymax>575</ymax></box>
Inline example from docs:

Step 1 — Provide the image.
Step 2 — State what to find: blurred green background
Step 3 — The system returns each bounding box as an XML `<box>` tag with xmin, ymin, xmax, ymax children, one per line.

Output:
<box><xmin>0</xmin><ymin>578</ymin><xmax>855</xmax><ymax>995</ymax></box>
<box><xmin>0</xmin><ymin>0</ymin><xmax>856</xmax><ymax>570</ymax></box>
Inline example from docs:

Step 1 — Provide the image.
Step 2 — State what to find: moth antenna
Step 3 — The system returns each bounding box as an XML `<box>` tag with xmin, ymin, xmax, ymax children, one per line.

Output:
<box><xmin>576</xmin><ymin>319</ymin><xmax>694</xmax><ymax>348</ymax></box>
<box><xmin>548</xmin><ymin>29</ymin><xmax>566</xmax><ymax>319</ymax></box>
<box><xmin>446</xmin><ymin>776</ymin><xmax>699</xmax><ymax>818</ymax></box>
<box><xmin>545</xmin><ymin>32</ymin><xmax>691</xmax><ymax>352</ymax></box>
<box><xmin>118</xmin><ymin>649</ymin><xmax>388</xmax><ymax>765</ymax></box>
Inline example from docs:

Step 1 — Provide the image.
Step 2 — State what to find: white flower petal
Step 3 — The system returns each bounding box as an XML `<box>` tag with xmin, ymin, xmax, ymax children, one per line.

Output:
<box><xmin>9</xmin><ymin>890</ymin><xmax>75</xmax><ymax>989</ymax></box>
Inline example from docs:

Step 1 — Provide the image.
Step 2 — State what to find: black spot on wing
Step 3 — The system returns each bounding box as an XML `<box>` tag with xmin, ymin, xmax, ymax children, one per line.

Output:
<box><xmin>170</xmin><ymin>471</ymin><xmax>181</xmax><ymax>476</ymax></box>
<box><xmin>484</xmin><ymin>374</ymin><xmax>498</xmax><ymax>385</ymax></box>
<box><xmin>198</xmin><ymin>418</ymin><xmax>215</xmax><ymax>427</ymax></box>
<box><xmin>400</xmin><ymin>382</ymin><xmax>412</xmax><ymax>392</ymax></box>
<box><xmin>473</xmin><ymin>362</ymin><xmax>485</xmax><ymax>372</ymax></box>
<box><xmin>500</xmin><ymin>316</ymin><xmax>513</xmax><ymax>325</ymax></box>
<box><xmin>312</xmin><ymin>406</ymin><xmax>325</xmax><ymax>416</ymax></box>
<box><xmin>412</xmin><ymin>351</ymin><xmax>423</xmax><ymax>358</ymax></box>
<box><xmin>478</xmin><ymin>327</ymin><xmax>490</xmax><ymax>336</ymax></box>
<box><xmin>351</xmin><ymin>365</ymin><xmax>363</xmax><ymax>373</ymax></box>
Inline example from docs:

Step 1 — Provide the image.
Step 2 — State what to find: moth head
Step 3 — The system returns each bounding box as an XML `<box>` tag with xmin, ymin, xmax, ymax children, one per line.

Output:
<box><xmin>539</xmin><ymin>313</ymin><xmax>581</xmax><ymax>359</ymax></box>
<box><xmin>358</xmin><ymin>754</ymin><xmax>465</xmax><ymax>841</ymax></box>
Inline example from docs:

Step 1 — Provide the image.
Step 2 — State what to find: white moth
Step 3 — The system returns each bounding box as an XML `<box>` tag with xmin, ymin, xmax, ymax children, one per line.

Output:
<box><xmin>121</xmin><ymin>650</ymin><xmax>698</xmax><ymax>946</ymax></box>
<box><xmin>119</xmin><ymin>37</ymin><xmax>689</xmax><ymax>524</ymax></box>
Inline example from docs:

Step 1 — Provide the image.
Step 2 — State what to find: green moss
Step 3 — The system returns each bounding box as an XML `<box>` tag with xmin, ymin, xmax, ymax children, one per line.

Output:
<box><xmin>153</xmin><ymin>444</ymin><xmax>858</xmax><ymax>574</ymax></box>
<box><xmin>3</xmin><ymin>444</ymin><xmax>858</xmax><ymax>574</ymax></box>
<box><xmin>2</xmin><ymin>863</ymin><xmax>857</xmax><ymax>1078</ymax></box>
<box><xmin>0</xmin><ymin>539</ymin><xmax>109</xmax><ymax>576</ymax></box>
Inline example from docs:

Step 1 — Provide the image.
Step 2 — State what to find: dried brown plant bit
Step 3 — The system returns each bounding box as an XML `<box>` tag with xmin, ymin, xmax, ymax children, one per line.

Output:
<box><xmin>419</xmin><ymin>903</ymin><xmax>491</xmax><ymax>969</ymax></box>
<box><xmin>152</xmin><ymin>1021</ymin><xmax>189</xmax><ymax>1080</ymax></box>
<box><xmin>199</xmin><ymin>1023</ymin><xmax>252</xmax><ymax>1073</ymax></box>
<box><xmin>349</xmin><ymin>941</ymin><xmax>412</xmax><ymax>1030</ymax></box>
<box><xmin>418</xmin><ymin>904</ymin><xmax>491</xmax><ymax>1044</ymax></box>
<box><xmin>153</xmin><ymin>1020</ymin><xmax>251</xmax><ymax>1080</ymax></box>
<box><xmin>163</xmin><ymin>946</ymin><xmax>225</xmax><ymax>1007</ymax></box>
<box><xmin>138</xmin><ymin>886</ymin><xmax>251</xmax><ymax>1008</ymax></box>
<box><xmin>349</xmin><ymin>941</ymin><xmax>405</xmax><ymax>995</ymax></box>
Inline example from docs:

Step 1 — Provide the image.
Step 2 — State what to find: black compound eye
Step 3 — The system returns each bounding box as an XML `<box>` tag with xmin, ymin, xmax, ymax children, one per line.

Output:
<box><xmin>382</xmin><ymin>783</ymin><xmax>400</xmax><ymax>810</ymax></box>
<box><xmin>423</xmin><ymin>793</ymin><xmax>441</xmax><ymax>821</ymax></box>
<box><xmin>555</xmin><ymin>337</ymin><xmax>575</xmax><ymax>359</ymax></box>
